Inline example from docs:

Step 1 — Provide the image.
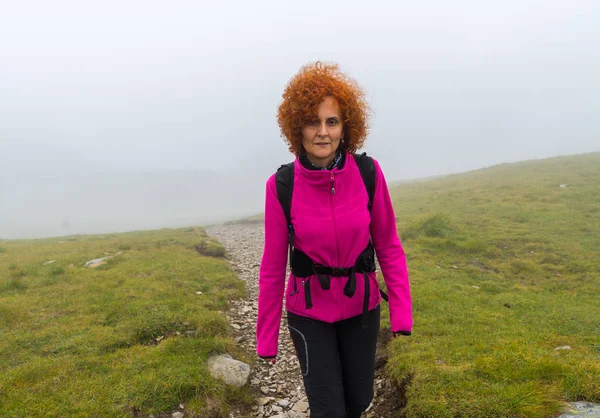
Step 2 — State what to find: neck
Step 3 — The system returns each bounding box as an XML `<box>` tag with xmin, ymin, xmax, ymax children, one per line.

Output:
<box><xmin>306</xmin><ymin>154</ymin><xmax>335</xmax><ymax>168</ymax></box>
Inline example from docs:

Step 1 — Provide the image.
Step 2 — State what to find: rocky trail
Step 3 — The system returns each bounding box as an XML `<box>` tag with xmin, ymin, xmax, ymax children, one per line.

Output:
<box><xmin>207</xmin><ymin>223</ymin><xmax>401</xmax><ymax>418</ymax></box>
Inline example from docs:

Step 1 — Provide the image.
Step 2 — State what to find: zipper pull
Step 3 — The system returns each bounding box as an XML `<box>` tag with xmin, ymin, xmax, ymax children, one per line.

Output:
<box><xmin>330</xmin><ymin>172</ymin><xmax>335</xmax><ymax>195</ymax></box>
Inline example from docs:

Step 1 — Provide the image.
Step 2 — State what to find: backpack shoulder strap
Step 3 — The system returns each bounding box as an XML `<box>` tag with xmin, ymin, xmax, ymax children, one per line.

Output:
<box><xmin>275</xmin><ymin>162</ymin><xmax>295</xmax><ymax>266</ymax></box>
<box><xmin>275</xmin><ymin>162</ymin><xmax>294</xmax><ymax>226</ymax></box>
<box><xmin>353</xmin><ymin>152</ymin><xmax>388</xmax><ymax>302</ymax></box>
<box><xmin>353</xmin><ymin>152</ymin><xmax>376</xmax><ymax>211</ymax></box>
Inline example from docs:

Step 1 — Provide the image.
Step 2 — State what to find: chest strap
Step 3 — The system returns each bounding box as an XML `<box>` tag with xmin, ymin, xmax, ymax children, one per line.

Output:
<box><xmin>290</xmin><ymin>243</ymin><xmax>385</xmax><ymax>328</ymax></box>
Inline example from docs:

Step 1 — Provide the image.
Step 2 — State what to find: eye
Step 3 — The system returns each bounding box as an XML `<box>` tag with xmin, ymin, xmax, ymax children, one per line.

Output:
<box><xmin>327</xmin><ymin>118</ymin><xmax>339</xmax><ymax>126</ymax></box>
<box><xmin>307</xmin><ymin>119</ymin><xmax>319</xmax><ymax>127</ymax></box>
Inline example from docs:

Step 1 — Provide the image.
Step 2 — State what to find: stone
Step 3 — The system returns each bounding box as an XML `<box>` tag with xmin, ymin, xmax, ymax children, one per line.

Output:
<box><xmin>278</xmin><ymin>399</ymin><xmax>290</xmax><ymax>408</ymax></box>
<box><xmin>261</xmin><ymin>386</ymin><xmax>270</xmax><ymax>394</ymax></box>
<box><xmin>257</xmin><ymin>397</ymin><xmax>272</xmax><ymax>406</ymax></box>
<box><xmin>172</xmin><ymin>412</ymin><xmax>184</xmax><ymax>418</ymax></box>
<box><xmin>558</xmin><ymin>401</ymin><xmax>600</xmax><ymax>417</ymax></box>
<box><xmin>292</xmin><ymin>401</ymin><xmax>309</xmax><ymax>412</ymax></box>
<box><xmin>555</xmin><ymin>345</ymin><xmax>572</xmax><ymax>351</ymax></box>
<box><xmin>84</xmin><ymin>256</ymin><xmax>113</xmax><ymax>268</ymax></box>
<box><xmin>207</xmin><ymin>354</ymin><xmax>250</xmax><ymax>387</ymax></box>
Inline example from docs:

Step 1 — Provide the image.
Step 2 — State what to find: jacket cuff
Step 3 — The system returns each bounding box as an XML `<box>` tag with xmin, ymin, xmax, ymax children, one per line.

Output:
<box><xmin>393</xmin><ymin>330</ymin><xmax>412</xmax><ymax>336</ymax></box>
<box><xmin>258</xmin><ymin>355</ymin><xmax>277</xmax><ymax>360</ymax></box>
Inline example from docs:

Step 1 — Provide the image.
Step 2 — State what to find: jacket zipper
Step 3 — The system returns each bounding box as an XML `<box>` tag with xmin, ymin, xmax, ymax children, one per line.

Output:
<box><xmin>330</xmin><ymin>172</ymin><xmax>335</xmax><ymax>195</ymax></box>
<box><xmin>329</xmin><ymin>172</ymin><xmax>343</xmax><ymax>319</ymax></box>
<box><xmin>329</xmin><ymin>172</ymin><xmax>340</xmax><ymax>264</ymax></box>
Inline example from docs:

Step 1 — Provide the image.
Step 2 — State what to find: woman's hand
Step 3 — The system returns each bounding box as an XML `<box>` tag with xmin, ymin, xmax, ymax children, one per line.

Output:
<box><xmin>260</xmin><ymin>356</ymin><xmax>277</xmax><ymax>364</ymax></box>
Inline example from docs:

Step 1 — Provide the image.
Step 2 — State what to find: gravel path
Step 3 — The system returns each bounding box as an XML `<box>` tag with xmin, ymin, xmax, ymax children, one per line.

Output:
<box><xmin>207</xmin><ymin>223</ymin><xmax>398</xmax><ymax>418</ymax></box>
<box><xmin>207</xmin><ymin>223</ymin><xmax>308</xmax><ymax>418</ymax></box>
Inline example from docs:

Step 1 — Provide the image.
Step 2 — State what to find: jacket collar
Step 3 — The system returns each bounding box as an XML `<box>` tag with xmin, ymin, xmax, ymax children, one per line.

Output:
<box><xmin>294</xmin><ymin>151</ymin><xmax>353</xmax><ymax>189</ymax></box>
<box><xmin>299</xmin><ymin>148</ymin><xmax>346</xmax><ymax>171</ymax></box>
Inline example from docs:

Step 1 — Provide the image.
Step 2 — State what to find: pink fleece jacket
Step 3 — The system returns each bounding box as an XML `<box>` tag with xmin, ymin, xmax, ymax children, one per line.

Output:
<box><xmin>256</xmin><ymin>152</ymin><xmax>413</xmax><ymax>358</ymax></box>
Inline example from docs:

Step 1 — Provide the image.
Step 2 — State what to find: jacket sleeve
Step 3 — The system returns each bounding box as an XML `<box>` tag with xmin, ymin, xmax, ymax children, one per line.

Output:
<box><xmin>256</xmin><ymin>174</ymin><xmax>289</xmax><ymax>358</ymax></box>
<box><xmin>369</xmin><ymin>159</ymin><xmax>413</xmax><ymax>334</ymax></box>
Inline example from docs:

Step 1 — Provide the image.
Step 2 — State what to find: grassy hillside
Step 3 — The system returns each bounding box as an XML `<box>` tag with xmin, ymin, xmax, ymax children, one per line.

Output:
<box><xmin>0</xmin><ymin>227</ymin><xmax>251</xmax><ymax>417</ymax></box>
<box><xmin>382</xmin><ymin>152</ymin><xmax>600</xmax><ymax>417</ymax></box>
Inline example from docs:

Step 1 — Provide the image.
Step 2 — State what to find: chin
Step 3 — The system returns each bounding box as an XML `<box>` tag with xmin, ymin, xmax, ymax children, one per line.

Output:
<box><xmin>316</xmin><ymin>149</ymin><xmax>333</xmax><ymax>156</ymax></box>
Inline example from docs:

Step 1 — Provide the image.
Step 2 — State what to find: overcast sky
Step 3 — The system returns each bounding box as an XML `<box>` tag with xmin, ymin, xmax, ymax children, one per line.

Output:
<box><xmin>1</xmin><ymin>1</ymin><xmax>599</xmax><ymax>238</ymax></box>
<box><xmin>1</xmin><ymin>0</ymin><xmax>599</xmax><ymax>181</ymax></box>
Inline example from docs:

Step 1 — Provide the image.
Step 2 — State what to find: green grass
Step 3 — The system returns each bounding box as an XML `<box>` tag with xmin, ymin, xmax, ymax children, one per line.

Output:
<box><xmin>380</xmin><ymin>152</ymin><xmax>600</xmax><ymax>417</ymax></box>
<box><xmin>0</xmin><ymin>227</ymin><xmax>252</xmax><ymax>417</ymax></box>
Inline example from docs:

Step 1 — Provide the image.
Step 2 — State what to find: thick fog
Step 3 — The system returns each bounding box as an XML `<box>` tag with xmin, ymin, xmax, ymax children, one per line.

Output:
<box><xmin>1</xmin><ymin>0</ymin><xmax>599</xmax><ymax>239</ymax></box>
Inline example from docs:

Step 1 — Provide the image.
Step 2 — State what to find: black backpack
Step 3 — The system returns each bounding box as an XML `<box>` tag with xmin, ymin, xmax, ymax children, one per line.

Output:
<box><xmin>275</xmin><ymin>152</ymin><xmax>376</xmax><ymax>267</ymax></box>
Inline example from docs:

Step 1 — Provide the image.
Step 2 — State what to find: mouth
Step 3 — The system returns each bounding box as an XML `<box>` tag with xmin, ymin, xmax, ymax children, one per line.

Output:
<box><xmin>314</xmin><ymin>142</ymin><xmax>331</xmax><ymax>146</ymax></box>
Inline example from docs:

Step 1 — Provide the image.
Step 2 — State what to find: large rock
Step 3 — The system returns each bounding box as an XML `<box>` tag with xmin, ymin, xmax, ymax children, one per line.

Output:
<box><xmin>207</xmin><ymin>354</ymin><xmax>250</xmax><ymax>387</ymax></box>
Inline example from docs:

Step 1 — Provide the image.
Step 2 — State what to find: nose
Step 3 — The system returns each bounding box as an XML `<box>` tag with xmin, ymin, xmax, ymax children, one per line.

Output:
<box><xmin>317</xmin><ymin>122</ymin><xmax>328</xmax><ymax>137</ymax></box>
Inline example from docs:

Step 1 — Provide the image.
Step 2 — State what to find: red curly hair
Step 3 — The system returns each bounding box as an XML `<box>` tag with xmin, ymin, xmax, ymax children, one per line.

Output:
<box><xmin>277</xmin><ymin>61</ymin><xmax>370</xmax><ymax>156</ymax></box>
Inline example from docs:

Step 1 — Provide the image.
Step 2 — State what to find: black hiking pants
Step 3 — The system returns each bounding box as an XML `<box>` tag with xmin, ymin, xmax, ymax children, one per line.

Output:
<box><xmin>287</xmin><ymin>305</ymin><xmax>380</xmax><ymax>418</ymax></box>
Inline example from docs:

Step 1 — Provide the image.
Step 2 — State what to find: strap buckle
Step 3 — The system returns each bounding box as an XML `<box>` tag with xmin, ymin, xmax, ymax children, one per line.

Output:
<box><xmin>330</xmin><ymin>267</ymin><xmax>348</xmax><ymax>277</ymax></box>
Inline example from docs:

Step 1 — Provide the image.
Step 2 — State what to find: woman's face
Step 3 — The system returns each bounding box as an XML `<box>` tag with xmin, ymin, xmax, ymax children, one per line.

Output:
<box><xmin>301</xmin><ymin>96</ymin><xmax>344</xmax><ymax>167</ymax></box>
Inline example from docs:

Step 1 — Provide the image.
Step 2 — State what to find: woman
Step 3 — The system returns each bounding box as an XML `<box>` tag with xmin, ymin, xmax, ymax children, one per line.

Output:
<box><xmin>256</xmin><ymin>62</ymin><xmax>413</xmax><ymax>418</ymax></box>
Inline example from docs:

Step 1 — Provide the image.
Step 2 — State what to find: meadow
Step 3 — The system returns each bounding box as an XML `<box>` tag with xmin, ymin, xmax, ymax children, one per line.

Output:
<box><xmin>382</xmin><ymin>152</ymin><xmax>600</xmax><ymax>417</ymax></box>
<box><xmin>0</xmin><ymin>227</ymin><xmax>252</xmax><ymax>417</ymax></box>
